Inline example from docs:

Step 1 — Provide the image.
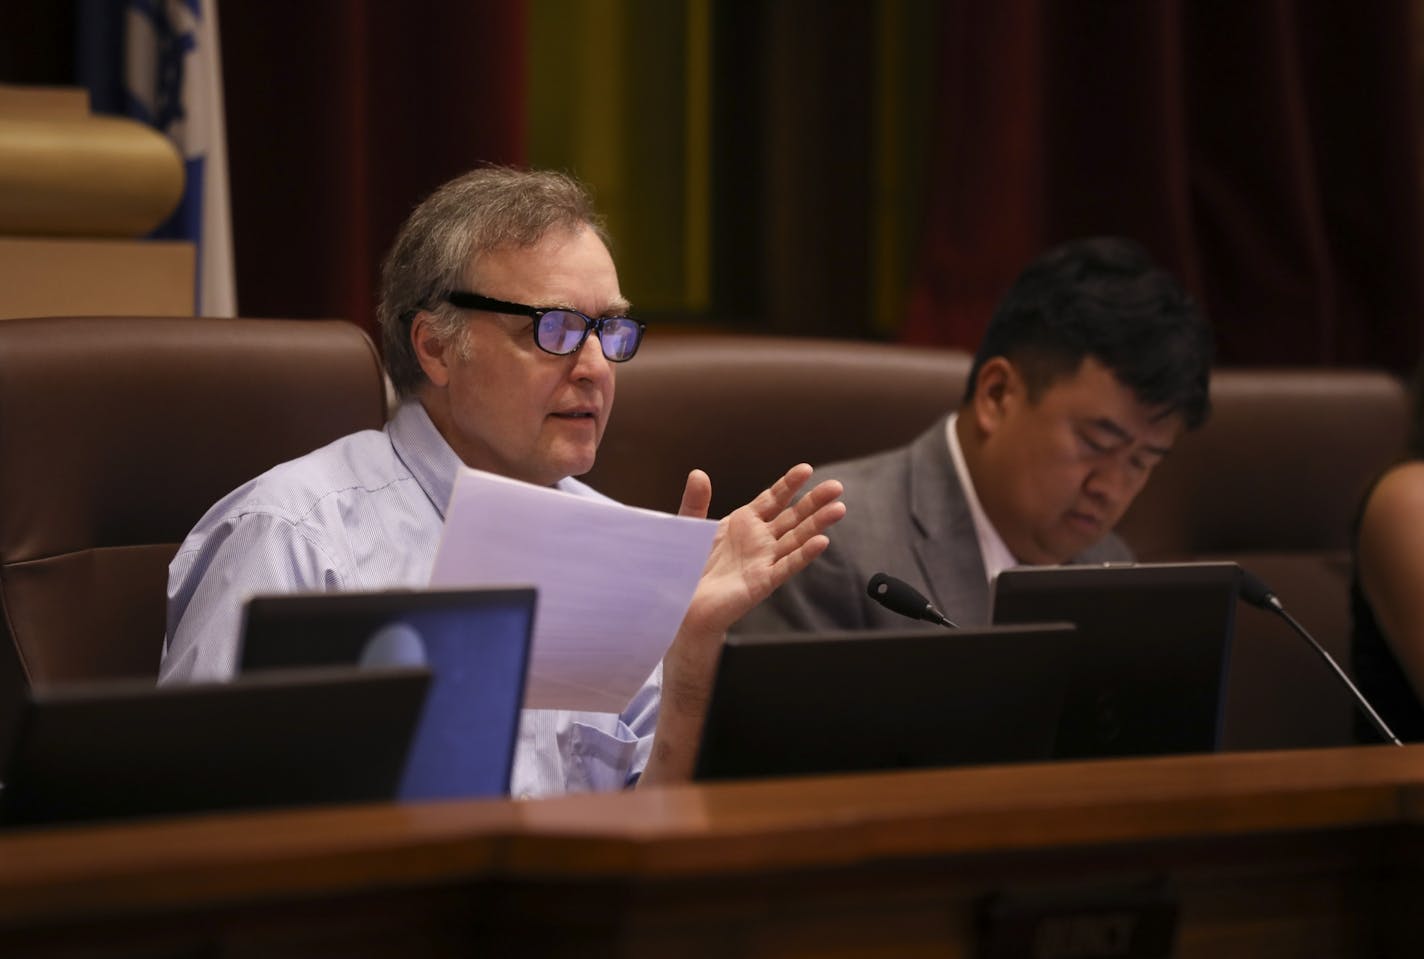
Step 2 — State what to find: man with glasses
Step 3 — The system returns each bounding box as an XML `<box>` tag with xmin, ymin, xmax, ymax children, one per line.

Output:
<box><xmin>736</xmin><ymin>236</ymin><xmax>1212</xmax><ymax>634</ymax></box>
<box><xmin>160</xmin><ymin>166</ymin><xmax>845</xmax><ymax>793</ymax></box>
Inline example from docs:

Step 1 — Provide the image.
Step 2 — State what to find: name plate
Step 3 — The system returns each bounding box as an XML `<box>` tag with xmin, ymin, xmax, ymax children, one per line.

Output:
<box><xmin>977</xmin><ymin>878</ymin><xmax>1177</xmax><ymax>959</ymax></box>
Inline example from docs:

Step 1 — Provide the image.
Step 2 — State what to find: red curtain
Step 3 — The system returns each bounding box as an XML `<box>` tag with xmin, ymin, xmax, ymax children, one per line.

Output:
<box><xmin>220</xmin><ymin>1</ymin><xmax>526</xmax><ymax>337</ymax></box>
<box><xmin>905</xmin><ymin>0</ymin><xmax>1424</xmax><ymax>373</ymax></box>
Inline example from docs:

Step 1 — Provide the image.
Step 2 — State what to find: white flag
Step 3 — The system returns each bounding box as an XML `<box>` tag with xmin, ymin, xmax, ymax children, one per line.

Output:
<box><xmin>125</xmin><ymin>0</ymin><xmax>237</xmax><ymax>316</ymax></box>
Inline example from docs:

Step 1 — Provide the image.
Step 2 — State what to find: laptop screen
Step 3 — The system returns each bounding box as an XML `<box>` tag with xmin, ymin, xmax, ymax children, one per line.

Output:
<box><xmin>239</xmin><ymin>587</ymin><xmax>536</xmax><ymax>801</ymax></box>
<box><xmin>990</xmin><ymin>561</ymin><xmax>1241</xmax><ymax>759</ymax></box>
<box><xmin>694</xmin><ymin>622</ymin><xmax>1079</xmax><ymax>781</ymax></box>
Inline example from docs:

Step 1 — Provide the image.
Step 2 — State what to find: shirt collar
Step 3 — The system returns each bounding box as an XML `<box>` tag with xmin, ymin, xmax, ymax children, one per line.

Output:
<box><xmin>945</xmin><ymin>412</ymin><xmax>1020</xmax><ymax>586</ymax></box>
<box><xmin>388</xmin><ymin>401</ymin><xmax>463</xmax><ymax>519</ymax></box>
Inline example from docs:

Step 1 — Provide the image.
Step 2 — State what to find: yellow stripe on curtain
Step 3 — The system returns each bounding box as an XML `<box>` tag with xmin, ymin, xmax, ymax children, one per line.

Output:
<box><xmin>528</xmin><ymin>0</ymin><xmax>711</xmax><ymax>317</ymax></box>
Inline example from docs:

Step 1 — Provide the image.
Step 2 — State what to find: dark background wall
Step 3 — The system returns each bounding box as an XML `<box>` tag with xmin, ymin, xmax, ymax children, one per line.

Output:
<box><xmin>3</xmin><ymin>0</ymin><xmax>1421</xmax><ymax>372</ymax></box>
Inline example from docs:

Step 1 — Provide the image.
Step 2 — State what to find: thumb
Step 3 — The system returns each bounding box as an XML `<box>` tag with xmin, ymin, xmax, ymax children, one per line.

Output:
<box><xmin>678</xmin><ymin>468</ymin><xmax>712</xmax><ymax>519</ymax></box>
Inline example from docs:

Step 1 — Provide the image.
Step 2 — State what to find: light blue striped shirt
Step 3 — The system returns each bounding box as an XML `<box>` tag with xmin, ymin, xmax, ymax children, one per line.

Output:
<box><xmin>160</xmin><ymin>401</ymin><xmax>657</xmax><ymax>797</ymax></box>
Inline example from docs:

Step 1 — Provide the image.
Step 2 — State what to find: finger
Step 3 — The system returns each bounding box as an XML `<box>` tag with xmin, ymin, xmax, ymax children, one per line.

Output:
<box><xmin>767</xmin><ymin>532</ymin><xmax>834</xmax><ymax>589</ymax></box>
<box><xmin>749</xmin><ymin>463</ymin><xmax>815</xmax><ymax>521</ymax></box>
<box><xmin>678</xmin><ymin>468</ymin><xmax>713</xmax><ymax>519</ymax></box>
<box><xmin>768</xmin><ymin>477</ymin><xmax>844</xmax><ymax>539</ymax></box>
<box><xmin>771</xmin><ymin>498</ymin><xmax>846</xmax><ymax>560</ymax></box>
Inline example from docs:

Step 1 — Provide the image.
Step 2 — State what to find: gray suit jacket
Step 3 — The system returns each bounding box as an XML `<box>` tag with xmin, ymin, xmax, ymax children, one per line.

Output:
<box><xmin>735</xmin><ymin>416</ymin><xmax>1132</xmax><ymax>633</ymax></box>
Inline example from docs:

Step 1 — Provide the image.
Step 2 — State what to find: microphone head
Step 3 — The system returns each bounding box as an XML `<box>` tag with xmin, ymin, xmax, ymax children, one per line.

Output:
<box><xmin>1236</xmin><ymin>566</ymin><xmax>1277</xmax><ymax>610</ymax></box>
<box><xmin>867</xmin><ymin>572</ymin><xmax>934</xmax><ymax>621</ymax></box>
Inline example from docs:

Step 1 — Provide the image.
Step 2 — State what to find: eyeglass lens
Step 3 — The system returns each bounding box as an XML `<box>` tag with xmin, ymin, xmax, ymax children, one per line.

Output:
<box><xmin>536</xmin><ymin>311</ymin><xmax>642</xmax><ymax>361</ymax></box>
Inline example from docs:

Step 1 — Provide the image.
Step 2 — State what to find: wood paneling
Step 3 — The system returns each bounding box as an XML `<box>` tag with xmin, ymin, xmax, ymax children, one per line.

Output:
<box><xmin>2</xmin><ymin>746</ymin><xmax>1423</xmax><ymax>956</ymax></box>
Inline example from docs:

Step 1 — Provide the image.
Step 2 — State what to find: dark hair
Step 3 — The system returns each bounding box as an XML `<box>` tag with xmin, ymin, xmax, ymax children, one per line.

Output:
<box><xmin>962</xmin><ymin>236</ymin><xmax>1214</xmax><ymax>429</ymax></box>
<box><xmin>376</xmin><ymin>166</ymin><xmax>609</xmax><ymax>397</ymax></box>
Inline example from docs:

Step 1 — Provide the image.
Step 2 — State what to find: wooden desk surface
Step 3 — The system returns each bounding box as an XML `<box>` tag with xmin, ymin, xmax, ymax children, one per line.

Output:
<box><xmin>3</xmin><ymin>745</ymin><xmax>1422</xmax><ymax>956</ymax></box>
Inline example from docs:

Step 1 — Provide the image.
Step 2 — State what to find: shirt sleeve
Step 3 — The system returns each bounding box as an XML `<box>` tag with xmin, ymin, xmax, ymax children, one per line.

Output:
<box><xmin>561</xmin><ymin>662</ymin><xmax>659</xmax><ymax>793</ymax></box>
<box><xmin>160</xmin><ymin>510</ymin><xmax>346</xmax><ymax>683</ymax></box>
<box><xmin>618</xmin><ymin>660</ymin><xmax>661</xmax><ymax>784</ymax></box>
<box><xmin>513</xmin><ymin>663</ymin><xmax>661</xmax><ymax>797</ymax></box>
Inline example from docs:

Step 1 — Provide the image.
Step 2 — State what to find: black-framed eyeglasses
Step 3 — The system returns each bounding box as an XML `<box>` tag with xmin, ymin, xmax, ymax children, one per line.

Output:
<box><xmin>442</xmin><ymin>290</ymin><xmax>645</xmax><ymax>362</ymax></box>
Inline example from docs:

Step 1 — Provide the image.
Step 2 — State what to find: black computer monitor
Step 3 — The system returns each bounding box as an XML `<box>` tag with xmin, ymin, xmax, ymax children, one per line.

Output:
<box><xmin>694</xmin><ymin>622</ymin><xmax>1078</xmax><ymax>781</ymax></box>
<box><xmin>991</xmin><ymin>561</ymin><xmax>1242</xmax><ymax>759</ymax></box>
<box><xmin>0</xmin><ymin>666</ymin><xmax>429</xmax><ymax>828</ymax></box>
<box><xmin>240</xmin><ymin>587</ymin><xmax>536</xmax><ymax>801</ymax></box>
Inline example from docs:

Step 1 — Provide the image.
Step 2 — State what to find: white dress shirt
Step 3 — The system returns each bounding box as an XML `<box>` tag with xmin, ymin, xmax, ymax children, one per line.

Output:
<box><xmin>161</xmin><ymin>401</ymin><xmax>657</xmax><ymax>797</ymax></box>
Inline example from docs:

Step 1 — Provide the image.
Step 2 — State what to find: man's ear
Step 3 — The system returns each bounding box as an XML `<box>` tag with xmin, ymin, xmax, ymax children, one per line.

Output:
<box><xmin>410</xmin><ymin>312</ymin><xmax>452</xmax><ymax>388</ymax></box>
<box><xmin>969</xmin><ymin>356</ymin><xmax>1019</xmax><ymax>434</ymax></box>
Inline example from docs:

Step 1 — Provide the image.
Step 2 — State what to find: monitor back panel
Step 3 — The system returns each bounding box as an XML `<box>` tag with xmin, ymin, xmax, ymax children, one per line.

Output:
<box><xmin>240</xmin><ymin>588</ymin><xmax>535</xmax><ymax>801</ymax></box>
<box><xmin>991</xmin><ymin>562</ymin><xmax>1241</xmax><ymax>759</ymax></box>
<box><xmin>1</xmin><ymin>667</ymin><xmax>429</xmax><ymax>828</ymax></box>
<box><xmin>694</xmin><ymin>623</ymin><xmax>1078</xmax><ymax>782</ymax></box>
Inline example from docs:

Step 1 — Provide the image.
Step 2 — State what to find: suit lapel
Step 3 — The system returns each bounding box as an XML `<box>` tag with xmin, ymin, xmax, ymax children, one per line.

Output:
<box><xmin>906</xmin><ymin>418</ymin><xmax>994</xmax><ymax>626</ymax></box>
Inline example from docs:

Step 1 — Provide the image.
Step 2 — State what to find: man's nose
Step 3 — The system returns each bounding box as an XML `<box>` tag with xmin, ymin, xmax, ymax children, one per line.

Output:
<box><xmin>570</xmin><ymin>329</ymin><xmax>614</xmax><ymax>381</ymax></box>
<box><xmin>1085</xmin><ymin>457</ymin><xmax>1136</xmax><ymax>507</ymax></box>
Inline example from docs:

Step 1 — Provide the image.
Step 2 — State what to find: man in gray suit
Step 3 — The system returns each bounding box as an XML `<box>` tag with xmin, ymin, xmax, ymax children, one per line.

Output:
<box><xmin>737</xmin><ymin>236</ymin><xmax>1213</xmax><ymax>632</ymax></box>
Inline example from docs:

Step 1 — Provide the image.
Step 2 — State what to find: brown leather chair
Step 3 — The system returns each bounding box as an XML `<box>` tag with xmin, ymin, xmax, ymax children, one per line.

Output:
<box><xmin>584</xmin><ymin>335</ymin><xmax>972</xmax><ymax>518</ymax></box>
<box><xmin>589</xmin><ymin>335</ymin><xmax>1409</xmax><ymax>751</ymax></box>
<box><xmin>1117</xmin><ymin>368</ymin><xmax>1409</xmax><ymax>749</ymax></box>
<box><xmin>0</xmin><ymin>316</ymin><xmax>387</xmax><ymax>719</ymax></box>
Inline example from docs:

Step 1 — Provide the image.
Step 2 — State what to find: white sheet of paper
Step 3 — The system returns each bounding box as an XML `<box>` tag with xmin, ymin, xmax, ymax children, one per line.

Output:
<box><xmin>429</xmin><ymin>467</ymin><xmax>719</xmax><ymax>713</ymax></box>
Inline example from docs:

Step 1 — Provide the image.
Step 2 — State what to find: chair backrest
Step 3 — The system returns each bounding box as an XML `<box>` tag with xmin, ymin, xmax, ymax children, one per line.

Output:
<box><xmin>1116</xmin><ymin>367</ymin><xmax>1409</xmax><ymax>749</ymax></box>
<box><xmin>584</xmin><ymin>335</ymin><xmax>972</xmax><ymax>518</ymax></box>
<box><xmin>1116</xmin><ymin>368</ymin><xmax>1407</xmax><ymax>558</ymax></box>
<box><xmin>0</xmin><ymin>316</ymin><xmax>387</xmax><ymax>716</ymax></box>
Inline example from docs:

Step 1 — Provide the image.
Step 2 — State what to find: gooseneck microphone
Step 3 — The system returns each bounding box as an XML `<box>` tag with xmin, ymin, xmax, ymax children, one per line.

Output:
<box><xmin>1238</xmin><ymin>566</ymin><xmax>1402</xmax><ymax>746</ymax></box>
<box><xmin>867</xmin><ymin>572</ymin><xmax>959</xmax><ymax>628</ymax></box>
